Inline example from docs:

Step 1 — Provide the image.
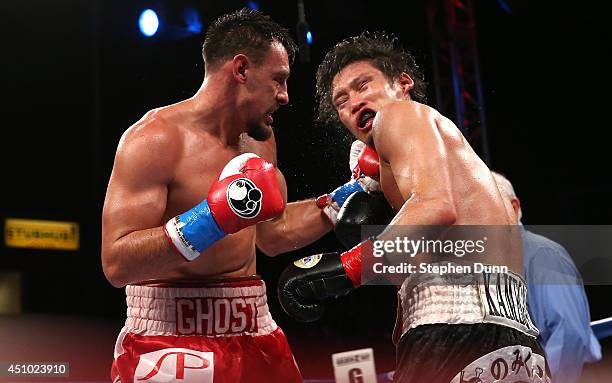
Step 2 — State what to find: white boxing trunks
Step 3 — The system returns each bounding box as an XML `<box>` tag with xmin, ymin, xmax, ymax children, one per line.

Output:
<box><xmin>393</xmin><ymin>264</ymin><xmax>551</xmax><ymax>383</ymax></box>
<box><xmin>111</xmin><ymin>276</ymin><xmax>302</xmax><ymax>383</ymax></box>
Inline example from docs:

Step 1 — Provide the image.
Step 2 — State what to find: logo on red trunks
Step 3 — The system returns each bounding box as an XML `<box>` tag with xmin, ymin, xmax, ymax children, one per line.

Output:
<box><xmin>135</xmin><ymin>348</ymin><xmax>213</xmax><ymax>382</ymax></box>
<box><xmin>175</xmin><ymin>296</ymin><xmax>258</xmax><ymax>336</ymax></box>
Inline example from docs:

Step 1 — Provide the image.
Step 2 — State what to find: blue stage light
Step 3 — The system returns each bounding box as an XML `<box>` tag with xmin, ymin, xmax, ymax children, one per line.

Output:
<box><xmin>139</xmin><ymin>9</ymin><xmax>159</xmax><ymax>37</ymax></box>
<box><xmin>306</xmin><ymin>31</ymin><xmax>313</xmax><ymax>45</ymax></box>
<box><xmin>247</xmin><ymin>1</ymin><xmax>259</xmax><ymax>11</ymax></box>
<box><xmin>183</xmin><ymin>8</ymin><xmax>202</xmax><ymax>34</ymax></box>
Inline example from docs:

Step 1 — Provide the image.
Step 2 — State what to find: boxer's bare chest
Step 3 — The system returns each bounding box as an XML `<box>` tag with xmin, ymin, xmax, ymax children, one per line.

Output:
<box><xmin>160</xmin><ymin>127</ymin><xmax>259</xmax><ymax>278</ymax></box>
<box><xmin>161</xmin><ymin>127</ymin><xmax>271</xmax><ymax>218</ymax></box>
<box><xmin>163</xmin><ymin>129</ymin><xmax>240</xmax><ymax>221</ymax></box>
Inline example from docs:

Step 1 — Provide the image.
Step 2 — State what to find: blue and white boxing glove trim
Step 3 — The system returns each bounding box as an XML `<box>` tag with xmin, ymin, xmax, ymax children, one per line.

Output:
<box><xmin>317</xmin><ymin>180</ymin><xmax>365</xmax><ymax>225</ymax></box>
<box><xmin>164</xmin><ymin>199</ymin><xmax>226</xmax><ymax>261</ymax></box>
<box><xmin>330</xmin><ymin>180</ymin><xmax>364</xmax><ymax>206</ymax></box>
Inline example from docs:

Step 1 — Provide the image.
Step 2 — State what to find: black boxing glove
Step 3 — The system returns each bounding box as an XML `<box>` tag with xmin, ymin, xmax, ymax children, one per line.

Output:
<box><xmin>277</xmin><ymin>252</ymin><xmax>357</xmax><ymax>322</ymax></box>
<box><xmin>335</xmin><ymin>191</ymin><xmax>394</xmax><ymax>249</ymax></box>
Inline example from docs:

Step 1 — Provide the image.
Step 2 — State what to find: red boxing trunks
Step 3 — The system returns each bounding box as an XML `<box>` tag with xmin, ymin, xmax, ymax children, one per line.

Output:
<box><xmin>111</xmin><ymin>276</ymin><xmax>302</xmax><ymax>383</ymax></box>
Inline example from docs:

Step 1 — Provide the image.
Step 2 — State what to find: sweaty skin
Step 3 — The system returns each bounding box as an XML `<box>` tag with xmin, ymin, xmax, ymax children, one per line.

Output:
<box><xmin>102</xmin><ymin>42</ymin><xmax>331</xmax><ymax>288</ymax></box>
<box><xmin>332</xmin><ymin>61</ymin><xmax>522</xmax><ymax>273</ymax></box>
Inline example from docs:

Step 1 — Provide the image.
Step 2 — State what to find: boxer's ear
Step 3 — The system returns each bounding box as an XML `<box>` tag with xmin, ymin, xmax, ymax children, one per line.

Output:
<box><xmin>396</xmin><ymin>72</ymin><xmax>414</xmax><ymax>99</ymax></box>
<box><xmin>232</xmin><ymin>54</ymin><xmax>250</xmax><ymax>84</ymax></box>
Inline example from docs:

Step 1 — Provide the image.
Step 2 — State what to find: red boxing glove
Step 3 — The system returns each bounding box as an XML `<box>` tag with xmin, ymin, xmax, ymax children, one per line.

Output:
<box><xmin>208</xmin><ymin>153</ymin><xmax>285</xmax><ymax>234</ymax></box>
<box><xmin>349</xmin><ymin>141</ymin><xmax>381</xmax><ymax>192</ymax></box>
<box><xmin>357</xmin><ymin>145</ymin><xmax>380</xmax><ymax>180</ymax></box>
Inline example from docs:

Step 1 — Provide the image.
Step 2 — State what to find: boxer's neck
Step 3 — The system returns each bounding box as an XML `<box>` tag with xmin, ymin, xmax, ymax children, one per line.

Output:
<box><xmin>190</xmin><ymin>74</ymin><xmax>246</xmax><ymax>146</ymax></box>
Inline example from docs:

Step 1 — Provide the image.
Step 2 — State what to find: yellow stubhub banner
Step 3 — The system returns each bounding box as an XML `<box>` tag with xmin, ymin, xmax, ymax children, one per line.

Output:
<box><xmin>4</xmin><ymin>218</ymin><xmax>79</xmax><ymax>250</ymax></box>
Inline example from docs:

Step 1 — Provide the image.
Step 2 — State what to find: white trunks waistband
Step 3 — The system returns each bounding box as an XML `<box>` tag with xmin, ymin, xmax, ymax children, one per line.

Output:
<box><xmin>123</xmin><ymin>276</ymin><xmax>277</xmax><ymax>337</ymax></box>
<box><xmin>395</xmin><ymin>264</ymin><xmax>539</xmax><ymax>343</ymax></box>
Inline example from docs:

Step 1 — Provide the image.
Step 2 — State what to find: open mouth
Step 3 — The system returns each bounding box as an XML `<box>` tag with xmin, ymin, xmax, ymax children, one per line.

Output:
<box><xmin>358</xmin><ymin>110</ymin><xmax>376</xmax><ymax>131</ymax></box>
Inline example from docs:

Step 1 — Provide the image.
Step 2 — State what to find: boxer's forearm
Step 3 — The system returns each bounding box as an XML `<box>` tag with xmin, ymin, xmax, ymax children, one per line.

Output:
<box><xmin>256</xmin><ymin>199</ymin><xmax>333</xmax><ymax>256</ymax></box>
<box><xmin>102</xmin><ymin>227</ymin><xmax>183</xmax><ymax>288</ymax></box>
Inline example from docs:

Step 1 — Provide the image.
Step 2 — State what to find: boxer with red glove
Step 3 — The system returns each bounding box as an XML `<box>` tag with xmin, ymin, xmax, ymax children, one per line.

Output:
<box><xmin>317</xmin><ymin>140</ymin><xmax>382</xmax><ymax>224</ymax></box>
<box><xmin>277</xmin><ymin>239</ymin><xmax>371</xmax><ymax>322</ymax></box>
<box><xmin>165</xmin><ymin>153</ymin><xmax>285</xmax><ymax>261</ymax></box>
<box><xmin>349</xmin><ymin>140</ymin><xmax>380</xmax><ymax>190</ymax></box>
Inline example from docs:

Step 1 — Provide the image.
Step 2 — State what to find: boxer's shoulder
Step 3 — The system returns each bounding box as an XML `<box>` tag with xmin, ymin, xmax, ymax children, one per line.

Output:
<box><xmin>121</xmin><ymin>108</ymin><xmax>182</xmax><ymax>152</ymax></box>
<box><xmin>374</xmin><ymin>101</ymin><xmax>449</xmax><ymax>148</ymax></box>
<box><xmin>373</xmin><ymin>102</ymin><xmax>415</xmax><ymax>139</ymax></box>
<box><xmin>112</xmin><ymin>110</ymin><xmax>183</xmax><ymax>183</ymax></box>
<box><xmin>377</xmin><ymin>100</ymin><xmax>436</xmax><ymax>121</ymax></box>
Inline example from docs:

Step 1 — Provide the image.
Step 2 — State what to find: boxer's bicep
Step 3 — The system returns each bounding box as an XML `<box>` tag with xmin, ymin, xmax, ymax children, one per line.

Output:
<box><xmin>102</xmin><ymin>122</ymin><xmax>178</xmax><ymax>248</ymax></box>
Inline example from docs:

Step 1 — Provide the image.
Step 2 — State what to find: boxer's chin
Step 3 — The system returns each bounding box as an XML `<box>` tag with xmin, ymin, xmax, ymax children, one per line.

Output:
<box><xmin>248</xmin><ymin>123</ymin><xmax>272</xmax><ymax>142</ymax></box>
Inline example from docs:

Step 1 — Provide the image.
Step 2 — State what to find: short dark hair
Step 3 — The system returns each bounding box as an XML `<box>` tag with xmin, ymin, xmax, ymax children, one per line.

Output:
<box><xmin>316</xmin><ymin>31</ymin><xmax>427</xmax><ymax>129</ymax></box>
<box><xmin>203</xmin><ymin>8</ymin><xmax>297</xmax><ymax>69</ymax></box>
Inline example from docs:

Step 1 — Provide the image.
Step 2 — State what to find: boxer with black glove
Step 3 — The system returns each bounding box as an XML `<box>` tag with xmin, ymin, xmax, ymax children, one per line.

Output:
<box><xmin>277</xmin><ymin>236</ymin><xmax>374</xmax><ymax>322</ymax></box>
<box><xmin>278</xmin><ymin>186</ymin><xmax>393</xmax><ymax>322</ymax></box>
<box><xmin>279</xmin><ymin>142</ymin><xmax>391</xmax><ymax>322</ymax></box>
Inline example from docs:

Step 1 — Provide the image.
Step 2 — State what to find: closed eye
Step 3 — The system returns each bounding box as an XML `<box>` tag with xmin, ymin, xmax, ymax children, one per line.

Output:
<box><xmin>334</xmin><ymin>95</ymin><xmax>348</xmax><ymax>108</ymax></box>
<box><xmin>358</xmin><ymin>79</ymin><xmax>369</xmax><ymax>91</ymax></box>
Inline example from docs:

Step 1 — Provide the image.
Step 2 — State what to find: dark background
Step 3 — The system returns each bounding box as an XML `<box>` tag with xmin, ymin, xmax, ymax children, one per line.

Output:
<box><xmin>2</xmin><ymin>0</ymin><xmax>611</xmax><ymax>379</ymax></box>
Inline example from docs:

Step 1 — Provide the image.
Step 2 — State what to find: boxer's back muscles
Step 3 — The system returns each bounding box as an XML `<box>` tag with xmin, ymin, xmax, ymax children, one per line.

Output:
<box><xmin>374</xmin><ymin>101</ymin><xmax>523</xmax><ymax>273</ymax></box>
<box><xmin>102</xmin><ymin>101</ymin><xmax>282</xmax><ymax>286</ymax></box>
